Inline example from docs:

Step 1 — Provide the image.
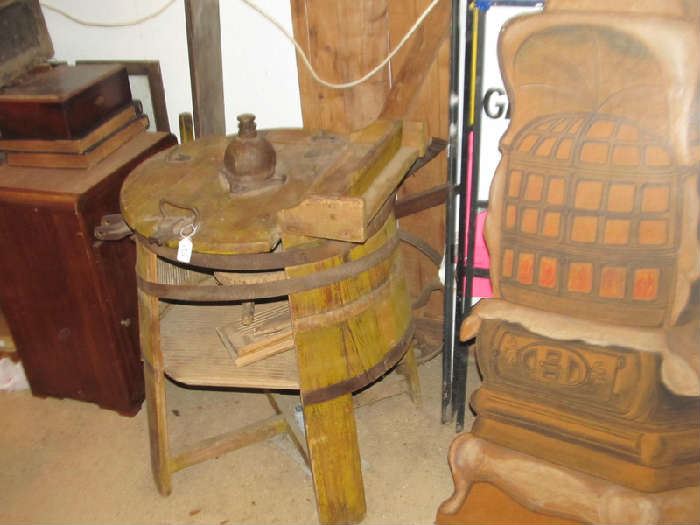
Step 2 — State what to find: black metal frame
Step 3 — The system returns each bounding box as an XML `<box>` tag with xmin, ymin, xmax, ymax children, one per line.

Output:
<box><xmin>443</xmin><ymin>0</ymin><xmax>544</xmax><ymax>431</ymax></box>
<box><xmin>441</xmin><ymin>0</ymin><xmax>464</xmax><ymax>425</ymax></box>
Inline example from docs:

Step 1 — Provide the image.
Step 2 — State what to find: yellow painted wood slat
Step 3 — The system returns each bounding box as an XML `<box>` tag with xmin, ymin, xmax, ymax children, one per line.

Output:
<box><xmin>285</xmin><ymin>213</ymin><xmax>412</xmax><ymax>393</ymax></box>
<box><xmin>303</xmin><ymin>395</ymin><xmax>366</xmax><ymax>524</ymax></box>
<box><xmin>282</xmin><ymin>212</ymin><xmax>412</xmax><ymax>524</ymax></box>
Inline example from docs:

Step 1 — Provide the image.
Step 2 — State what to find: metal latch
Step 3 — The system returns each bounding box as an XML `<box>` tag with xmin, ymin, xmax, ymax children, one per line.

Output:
<box><xmin>94</xmin><ymin>214</ymin><xmax>133</xmax><ymax>241</ymax></box>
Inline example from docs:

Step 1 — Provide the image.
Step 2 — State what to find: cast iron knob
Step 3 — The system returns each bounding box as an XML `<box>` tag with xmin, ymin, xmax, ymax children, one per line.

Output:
<box><xmin>223</xmin><ymin>114</ymin><xmax>276</xmax><ymax>186</ymax></box>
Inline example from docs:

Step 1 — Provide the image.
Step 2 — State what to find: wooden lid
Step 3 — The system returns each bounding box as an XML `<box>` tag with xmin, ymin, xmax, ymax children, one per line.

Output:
<box><xmin>121</xmin><ymin>128</ymin><xmax>348</xmax><ymax>255</ymax></box>
<box><xmin>0</xmin><ymin>0</ymin><xmax>53</xmax><ymax>88</ymax></box>
<box><xmin>0</xmin><ymin>64</ymin><xmax>126</xmax><ymax>102</ymax></box>
<box><xmin>121</xmin><ymin>119</ymin><xmax>423</xmax><ymax>254</ymax></box>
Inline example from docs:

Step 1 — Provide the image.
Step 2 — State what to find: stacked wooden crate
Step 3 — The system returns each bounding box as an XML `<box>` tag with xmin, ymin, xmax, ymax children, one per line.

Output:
<box><xmin>0</xmin><ymin>64</ymin><xmax>147</xmax><ymax>169</ymax></box>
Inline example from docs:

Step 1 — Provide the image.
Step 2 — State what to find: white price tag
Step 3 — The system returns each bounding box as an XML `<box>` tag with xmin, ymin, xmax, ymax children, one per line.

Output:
<box><xmin>177</xmin><ymin>236</ymin><xmax>193</xmax><ymax>263</ymax></box>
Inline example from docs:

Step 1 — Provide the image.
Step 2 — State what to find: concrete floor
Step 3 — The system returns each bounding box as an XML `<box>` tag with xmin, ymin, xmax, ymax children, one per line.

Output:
<box><xmin>0</xmin><ymin>352</ymin><xmax>479</xmax><ymax>524</ymax></box>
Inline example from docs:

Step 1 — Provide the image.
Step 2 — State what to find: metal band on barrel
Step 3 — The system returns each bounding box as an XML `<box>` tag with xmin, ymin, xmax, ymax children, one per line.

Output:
<box><xmin>137</xmin><ymin>233</ymin><xmax>400</xmax><ymax>301</ymax></box>
<box><xmin>300</xmin><ymin>323</ymin><xmax>415</xmax><ymax>405</ymax></box>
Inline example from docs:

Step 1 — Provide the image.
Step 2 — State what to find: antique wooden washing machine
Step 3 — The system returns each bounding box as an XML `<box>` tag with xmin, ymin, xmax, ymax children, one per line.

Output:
<box><xmin>119</xmin><ymin>114</ymin><xmax>427</xmax><ymax>524</ymax></box>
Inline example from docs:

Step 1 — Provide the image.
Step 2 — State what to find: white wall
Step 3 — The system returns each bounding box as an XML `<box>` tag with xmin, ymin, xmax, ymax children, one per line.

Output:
<box><xmin>41</xmin><ymin>0</ymin><xmax>302</xmax><ymax>139</ymax></box>
<box><xmin>220</xmin><ymin>0</ymin><xmax>302</xmax><ymax>131</ymax></box>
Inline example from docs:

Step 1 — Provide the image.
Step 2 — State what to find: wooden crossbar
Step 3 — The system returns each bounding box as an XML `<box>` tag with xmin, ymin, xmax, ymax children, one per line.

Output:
<box><xmin>170</xmin><ymin>415</ymin><xmax>288</xmax><ymax>473</ymax></box>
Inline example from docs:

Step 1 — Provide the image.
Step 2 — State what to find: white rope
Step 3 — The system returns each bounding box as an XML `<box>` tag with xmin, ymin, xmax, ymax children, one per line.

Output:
<box><xmin>240</xmin><ymin>0</ymin><xmax>442</xmax><ymax>90</ymax></box>
<box><xmin>40</xmin><ymin>0</ymin><xmax>176</xmax><ymax>28</ymax></box>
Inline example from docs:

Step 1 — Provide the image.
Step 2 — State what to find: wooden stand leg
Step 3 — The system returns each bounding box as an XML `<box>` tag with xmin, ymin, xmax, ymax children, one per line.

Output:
<box><xmin>397</xmin><ymin>342</ymin><xmax>422</xmax><ymax>406</ymax></box>
<box><xmin>143</xmin><ymin>360</ymin><xmax>172</xmax><ymax>495</ymax></box>
<box><xmin>302</xmin><ymin>394</ymin><xmax>366</xmax><ymax>524</ymax></box>
<box><xmin>137</xmin><ymin>242</ymin><xmax>172</xmax><ymax>496</ymax></box>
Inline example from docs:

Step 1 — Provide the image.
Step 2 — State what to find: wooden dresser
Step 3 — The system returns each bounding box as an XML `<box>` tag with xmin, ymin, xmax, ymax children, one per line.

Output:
<box><xmin>0</xmin><ymin>131</ymin><xmax>175</xmax><ymax>415</ymax></box>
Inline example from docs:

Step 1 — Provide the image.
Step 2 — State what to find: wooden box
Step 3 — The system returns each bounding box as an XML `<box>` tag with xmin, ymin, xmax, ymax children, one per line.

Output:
<box><xmin>0</xmin><ymin>132</ymin><xmax>176</xmax><ymax>414</ymax></box>
<box><xmin>0</xmin><ymin>64</ymin><xmax>132</xmax><ymax>140</ymax></box>
<box><xmin>0</xmin><ymin>1</ymin><xmax>132</xmax><ymax>141</ymax></box>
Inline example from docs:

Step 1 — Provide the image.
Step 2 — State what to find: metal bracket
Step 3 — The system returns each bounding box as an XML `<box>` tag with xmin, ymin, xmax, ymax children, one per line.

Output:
<box><xmin>94</xmin><ymin>214</ymin><xmax>133</xmax><ymax>241</ymax></box>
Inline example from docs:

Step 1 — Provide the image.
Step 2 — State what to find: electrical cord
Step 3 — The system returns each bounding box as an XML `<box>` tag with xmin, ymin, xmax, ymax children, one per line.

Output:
<box><xmin>39</xmin><ymin>0</ymin><xmax>442</xmax><ymax>90</ymax></box>
<box><xmin>239</xmin><ymin>0</ymin><xmax>441</xmax><ymax>89</ymax></box>
<box><xmin>40</xmin><ymin>0</ymin><xmax>176</xmax><ymax>28</ymax></box>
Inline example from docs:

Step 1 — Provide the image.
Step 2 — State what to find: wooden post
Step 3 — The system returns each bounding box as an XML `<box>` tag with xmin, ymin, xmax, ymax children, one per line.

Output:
<box><xmin>136</xmin><ymin>241</ymin><xmax>172</xmax><ymax>496</ymax></box>
<box><xmin>184</xmin><ymin>0</ymin><xmax>226</xmax><ymax>137</ymax></box>
<box><xmin>379</xmin><ymin>0</ymin><xmax>451</xmax><ymax>119</ymax></box>
<box><xmin>178</xmin><ymin>112</ymin><xmax>194</xmax><ymax>144</ymax></box>
<box><xmin>289</xmin><ymin>0</ymin><xmax>390</xmax><ymax>133</ymax></box>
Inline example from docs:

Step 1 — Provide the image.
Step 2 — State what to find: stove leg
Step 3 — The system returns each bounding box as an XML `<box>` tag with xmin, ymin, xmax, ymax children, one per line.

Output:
<box><xmin>439</xmin><ymin>433</ymin><xmax>700</xmax><ymax>525</ymax></box>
